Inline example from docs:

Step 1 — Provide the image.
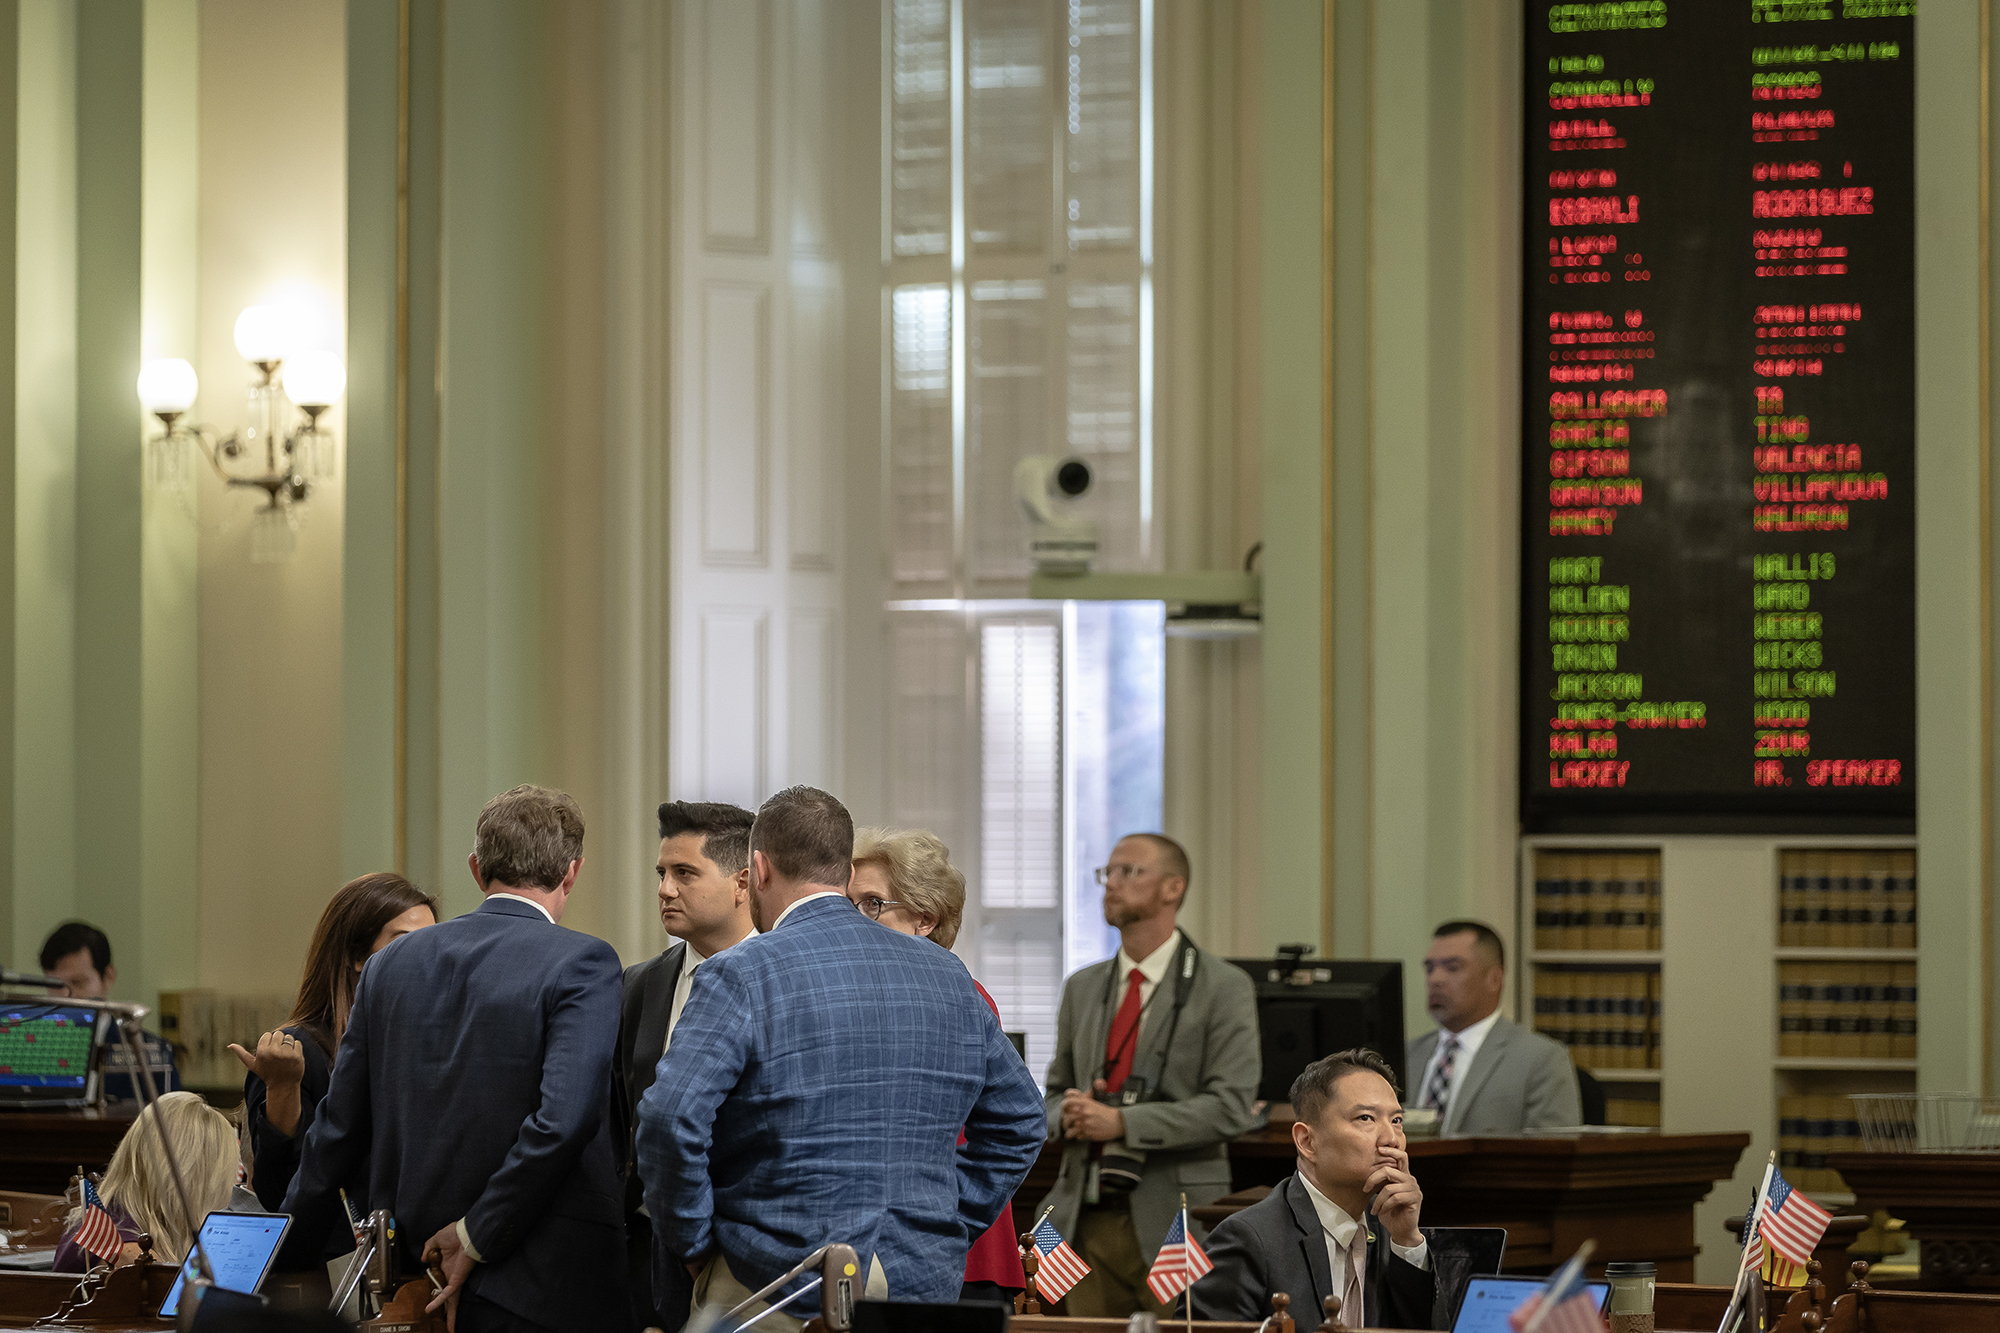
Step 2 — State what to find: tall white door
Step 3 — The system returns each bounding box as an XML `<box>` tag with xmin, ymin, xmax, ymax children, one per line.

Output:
<box><xmin>669</xmin><ymin>0</ymin><xmax>843</xmax><ymax>806</ymax></box>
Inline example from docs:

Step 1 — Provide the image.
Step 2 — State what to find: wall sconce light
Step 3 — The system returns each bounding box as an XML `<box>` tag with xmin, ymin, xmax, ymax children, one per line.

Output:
<box><xmin>139</xmin><ymin>303</ymin><xmax>344</xmax><ymax>563</ymax></box>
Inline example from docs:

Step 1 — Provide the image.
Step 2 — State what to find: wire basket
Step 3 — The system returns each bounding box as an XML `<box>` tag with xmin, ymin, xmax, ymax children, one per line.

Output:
<box><xmin>1850</xmin><ymin>1093</ymin><xmax>2000</xmax><ymax>1152</ymax></box>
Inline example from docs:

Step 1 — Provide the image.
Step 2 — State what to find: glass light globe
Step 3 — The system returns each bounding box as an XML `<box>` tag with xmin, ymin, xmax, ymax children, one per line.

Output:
<box><xmin>136</xmin><ymin>358</ymin><xmax>199</xmax><ymax>413</ymax></box>
<box><xmin>282</xmin><ymin>350</ymin><xmax>347</xmax><ymax>408</ymax></box>
<box><xmin>233</xmin><ymin>305</ymin><xmax>289</xmax><ymax>363</ymax></box>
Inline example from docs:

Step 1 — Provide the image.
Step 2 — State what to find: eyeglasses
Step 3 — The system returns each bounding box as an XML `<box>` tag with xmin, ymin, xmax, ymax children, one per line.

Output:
<box><xmin>1093</xmin><ymin>863</ymin><xmax>1150</xmax><ymax>887</ymax></box>
<box><xmin>857</xmin><ymin>896</ymin><xmax>904</xmax><ymax>920</ymax></box>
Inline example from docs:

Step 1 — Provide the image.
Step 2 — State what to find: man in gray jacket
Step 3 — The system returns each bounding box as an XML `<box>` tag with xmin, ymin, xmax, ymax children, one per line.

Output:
<box><xmin>1406</xmin><ymin>921</ymin><xmax>1581</xmax><ymax>1136</ymax></box>
<box><xmin>1038</xmin><ymin>833</ymin><xmax>1261</xmax><ymax>1317</ymax></box>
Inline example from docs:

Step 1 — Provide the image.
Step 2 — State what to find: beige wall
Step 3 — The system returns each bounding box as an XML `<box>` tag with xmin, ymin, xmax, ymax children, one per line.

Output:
<box><xmin>194</xmin><ymin>0</ymin><xmax>346</xmax><ymax>992</ymax></box>
<box><xmin>1158</xmin><ymin>1</ymin><xmax>1266</xmax><ymax>958</ymax></box>
<box><xmin>538</xmin><ymin>0</ymin><xmax>617</xmax><ymax>946</ymax></box>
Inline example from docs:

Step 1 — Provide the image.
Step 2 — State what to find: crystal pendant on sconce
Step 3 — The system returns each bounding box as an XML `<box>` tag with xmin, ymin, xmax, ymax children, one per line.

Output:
<box><xmin>296</xmin><ymin>424</ymin><xmax>339</xmax><ymax>480</ymax></box>
<box><xmin>244</xmin><ymin>379</ymin><xmax>279</xmax><ymax>456</ymax></box>
<box><xmin>248</xmin><ymin>503</ymin><xmax>299</xmax><ymax>564</ymax></box>
<box><xmin>146</xmin><ymin>428</ymin><xmax>192</xmax><ymax>493</ymax></box>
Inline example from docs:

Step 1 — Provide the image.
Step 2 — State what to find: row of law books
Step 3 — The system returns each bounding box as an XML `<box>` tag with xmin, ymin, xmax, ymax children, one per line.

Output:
<box><xmin>157</xmin><ymin>989</ymin><xmax>296</xmax><ymax>1088</ymax></box>
<box><xmin>1605</xmin><ymin>1081</ymin><xmax>1661</xmax><ymax>1128</ymax></box>
<box><xmin>1776</xmin><ymin>849</ymin><xmax>1917</xmax><ymax>948</ymax></box>
<box><xmin>1532</xmin><ymin>851</ymin><xmax>1663</xmax><ymax>951</ymax></box>
<box><xmin>1777</xmin><ymin>962</ymin><xmax>1917</xmax><ymax>1059</ymax></box>
<box><xmin>1530</xmin><ymin>967</ymin><xmax>1661</xmax><ymax>1069</ymax></box>
<box><xmin>1778</xmin><ymin>1094</ymin><xmax>1863</xmax><ymax>1195</ymax></box>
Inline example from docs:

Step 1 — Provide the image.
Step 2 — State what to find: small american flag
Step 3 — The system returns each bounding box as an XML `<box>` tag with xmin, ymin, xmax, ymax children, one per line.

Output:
<box><xmin>1746</xmin><ymin>1168</ymin><xmax>1833</xmax><ymax>1269</ymax></box>
<box><xmin>73</xmin><ymin>1178</ymin><xmax>123</xmax><ymax>1265</ymax></box>
<box><xmin>1509</xmin><ymin>1244</ymin><xmax>1602</xmax><ymax>1333</ymax></box>
<box><xmin>1029</xmin><ymin>1214</ymin><xmax>1090</xmax><ymax>1303</ymax></box>
<box><xmin>1145</xmin><ymin>1210</ymin><xmax>1213</xmax><ymax>1305</ymax></box>
<box><xmin>1508</xmin><ymin>1291</ymin><xmax>1604</xmax><ymax>1333</ymax></box>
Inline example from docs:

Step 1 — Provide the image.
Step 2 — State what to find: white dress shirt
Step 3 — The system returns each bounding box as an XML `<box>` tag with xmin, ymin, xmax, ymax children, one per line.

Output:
<box><xmin>771</xmin><ymin>889</ymin><xmax>850</xmax><ymax>931</ymax></box>
<box><xmin>485</xmin><ymin>891</ymin><xmax>556</xmax><ymax>923</ymax></box>
<box><xmin>1416</xmin><ymin>1007</ymin><xmax>1500</xmax><ymax>1118</ymax></box>
<box><xmin>665</xmin><ymin>944</ymin><xmax>710</xmax><ymax>1046</ymax></box>
<box><xmin>1113</xmin><ymin>928</ymin><xmax>1183</xmax><ymax>1027</ymax></box>
<box><xmin>1295</xmin><ymin>1170</ymin><xmax>1430</xmax><ymax>1326</ymax></box>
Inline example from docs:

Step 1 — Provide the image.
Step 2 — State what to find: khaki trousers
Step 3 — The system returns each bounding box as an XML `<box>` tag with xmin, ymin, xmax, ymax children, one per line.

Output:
<box><xmin>1064</xmin><ymin>1205</ymin><xmax>1174</xmax><ymax>1319</ymax></box>
<box><xmin>692</xmin><ymin>1252</ymin><xmax>805</xmax><ymax>1333</ymax></box>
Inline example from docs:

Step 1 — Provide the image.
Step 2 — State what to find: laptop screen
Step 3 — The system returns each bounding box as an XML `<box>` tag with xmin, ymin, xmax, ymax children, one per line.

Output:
<box><xmin>1451</xmin><ymin>1275</ymin><xmax>1612</xmax><ymax>1333</ymax></box>
<box><xmin>0</xmin><ymin>1004</ymin><xmax>102</xmax><ymax>1097</ymax></box>
<box><xmin>159</xmin><ymin>1212</ymin><xmax>292</xmax><ymax>1317</ymax></box>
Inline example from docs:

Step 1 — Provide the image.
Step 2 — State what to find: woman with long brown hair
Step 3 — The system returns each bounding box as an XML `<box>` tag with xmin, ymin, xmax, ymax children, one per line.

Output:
<box><xmin>228</xmin><ymin>872</ymin><xmax>437</xmax><ymax>1216</ymax></box>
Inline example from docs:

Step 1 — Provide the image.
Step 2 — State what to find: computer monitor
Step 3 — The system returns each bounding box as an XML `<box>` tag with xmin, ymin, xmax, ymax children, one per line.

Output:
<box><xmin>854</xmin><ymin>1302</ymin><xmax>1009</xmax><ymax>1333</ymax></box>
<box><xmin>159</xmin><ymin>1211</ymin><xmax>292</xmax><ymax>1318</ymax></box>
<box><xmin>0</xmin><ymin>1003</ymin><xmax>106</xmax><ymax>1109</ymax></box>
<box><xmin>1229</xmin><ymin>958</ymin><xmax>1405</xmax><ymax>1103</ymax></box>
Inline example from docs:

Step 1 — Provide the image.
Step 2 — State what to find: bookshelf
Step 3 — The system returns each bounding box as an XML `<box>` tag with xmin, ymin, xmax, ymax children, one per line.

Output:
<box><xmin>1523</xmin><ymin>846</ymin><xmax>1663</xmax><ymax>1121</ymax></box>
<box><xmin>1517</xmin><ymin>834</ymin><xmax>1920</xmax><ymax>1283</ymax></box>
<box><xmin>1774</xmin><ymin>846</ymin><xmax>1918</xmax><ymax>1199</ymax></box>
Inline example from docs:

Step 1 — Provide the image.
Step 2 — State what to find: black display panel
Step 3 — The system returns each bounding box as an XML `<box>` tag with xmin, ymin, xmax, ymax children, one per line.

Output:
<box><xmin>1522</xmin><ymin>0</ymin><xmax>1916</xmax><ymax>833</ymax></box>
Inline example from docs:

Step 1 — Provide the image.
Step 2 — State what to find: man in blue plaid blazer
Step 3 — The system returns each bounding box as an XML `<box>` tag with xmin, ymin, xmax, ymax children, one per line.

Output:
<box><xmin>636</xmin><ymin>786</ymin><xmax>1044</xmax><ymax>1324</ymax></box>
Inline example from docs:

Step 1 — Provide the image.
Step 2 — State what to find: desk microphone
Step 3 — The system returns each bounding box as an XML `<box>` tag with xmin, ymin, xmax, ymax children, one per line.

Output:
<box><xmin>818</xmin><ymin>1243</ymin><xmax>858</xmax><ymax>1332</ymax></box>
<box><xmin>0</xmin><ymin>969</ymin><xmax>64</xmax><ymax>989</ymax></box>
<box><xmin>715</xmin><ymin>1241</ymin><xmax>860</xmax><ymax>1333</ymax></box>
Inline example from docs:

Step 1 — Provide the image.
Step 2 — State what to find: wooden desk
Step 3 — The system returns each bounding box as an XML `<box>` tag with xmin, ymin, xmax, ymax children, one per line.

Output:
<box><xmin>0</xmin><ymin>1110</ymin><xmax>136</xmax><ymax>1195</ymax></box>
<box><xmin>0</xmin><ymin>1191</ymin><xmax>67</xmax><ymax>1245</ymax></box>
<box><xmin>1019</xmin><ymin>1129</ymin><xmax>1749</xmax><ymax>1282</ymax></box>
<box><xmin>1826</xmin><ymin>1150</ymin><xmax>2000</xmax><ymax>1289</ymax></box>
<box><xmin>0</xmin><ymin>1262</ymin><xmax>174</xmax><ymax>1329</ymax></box>
<box><xmin>1407</xmin><ymin>1133</ymin><xmax>1748</xmax><ymax>1279</ymax></box>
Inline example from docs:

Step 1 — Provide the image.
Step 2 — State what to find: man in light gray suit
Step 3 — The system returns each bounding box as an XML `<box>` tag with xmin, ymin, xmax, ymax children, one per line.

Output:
<box><xmin>1407</xmin><ymin>921</ymin><xmax>1581</xmax><ymax>1135</ymax></box>
<box><xmin>1038</xmin><ymin>833</ymin><xmax>1261</xmax><ymax>1317</ymax></box>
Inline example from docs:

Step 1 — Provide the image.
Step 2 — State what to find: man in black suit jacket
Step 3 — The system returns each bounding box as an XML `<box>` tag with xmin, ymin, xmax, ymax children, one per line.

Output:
<box><xmin>612</xmin><ymin>800</ymin><xmax>757</xmax><ymax>1333</ymax></box>
<box><xmin>1192</xmin><ymin>1049</ymin><xmax>1441</xmax><ymax>1331</ymax></box>
<box><xmin>282</xmin><ymin>786</ymin><xmax>625</xmax><ymax>1333</ymax></box>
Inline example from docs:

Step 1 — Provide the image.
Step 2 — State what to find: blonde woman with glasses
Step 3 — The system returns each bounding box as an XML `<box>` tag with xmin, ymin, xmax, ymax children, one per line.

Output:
<box><xmin>850</xmin><ymin>827</ymin><xmax>1027</xmax><ymax>1304</ymax></box>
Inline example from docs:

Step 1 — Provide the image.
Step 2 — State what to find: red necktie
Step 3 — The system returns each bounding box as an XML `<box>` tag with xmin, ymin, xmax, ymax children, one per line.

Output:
<box><xmin>1104</xmin><ymin>968</ymin><xmax>1146</xmax><ymax>1092</ymax></box>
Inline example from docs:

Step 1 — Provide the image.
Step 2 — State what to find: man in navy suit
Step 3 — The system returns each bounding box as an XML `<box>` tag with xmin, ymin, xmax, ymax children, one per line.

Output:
<box><xmin>282</xmin><ymin>785</ymin><xmax>626</xmax><ymax>1333</ymax></box>
<box><xmin>636</xmin><ymin>786</ymin><xmax>1045</xmax><ymax>1331</ymax></box>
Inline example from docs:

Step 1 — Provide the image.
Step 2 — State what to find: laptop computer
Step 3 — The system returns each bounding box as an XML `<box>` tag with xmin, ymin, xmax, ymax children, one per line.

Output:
<box><xmin>159</xmin><ymin>1211</ymin><xmax>292</xmax><ymax>1318</ymax></box>
<box><xmin>1450</xmin><ymin>1274</ymin><xmax>1612</xmax><ymax>1333</ymax></box>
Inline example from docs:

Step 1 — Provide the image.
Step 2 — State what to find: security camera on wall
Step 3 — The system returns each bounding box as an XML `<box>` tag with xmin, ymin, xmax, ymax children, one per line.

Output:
<box><xmin>1015</xmin><ymin>454</ymin><xmax>1098</xmax><ymax>575</ymax></box>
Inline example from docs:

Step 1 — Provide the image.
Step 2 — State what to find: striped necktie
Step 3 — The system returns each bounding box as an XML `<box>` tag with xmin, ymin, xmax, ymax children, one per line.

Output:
<box><xmin>1423</xmin><ymin>1033</ymin><xmax>1460</xmax><ymax>1112</ymax></box>
<box><xmin>1341</xmin><ymin>1226</ymin><xmax>1367</xmax><ymax>1328</ymax></box>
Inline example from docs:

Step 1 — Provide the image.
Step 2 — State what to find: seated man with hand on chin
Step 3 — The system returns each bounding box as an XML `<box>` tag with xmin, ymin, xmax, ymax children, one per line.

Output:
<box><xmin>1191</xmin><ymin>1049</ymin><xmax>1439</xmax><ymax>1331</ymax></box>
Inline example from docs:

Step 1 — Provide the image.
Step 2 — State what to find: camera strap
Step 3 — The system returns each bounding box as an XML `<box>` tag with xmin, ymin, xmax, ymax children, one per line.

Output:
<box><xmin>1101</xmin><ymin>935</ymin><xmax>1200</xmax><ymax>1101</ymax></box>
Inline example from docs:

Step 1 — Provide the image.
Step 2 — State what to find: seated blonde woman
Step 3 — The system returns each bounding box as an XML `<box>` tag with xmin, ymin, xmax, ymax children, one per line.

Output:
<box><xmin>849</xmin><ymin>828</ymin><xmax>1027</xmax><ymax>1304</ymax></box>
<box><xmin>54</xmin><ymin>1090</ymin><xmax>237</xmax><ymax>1271</ymax></box>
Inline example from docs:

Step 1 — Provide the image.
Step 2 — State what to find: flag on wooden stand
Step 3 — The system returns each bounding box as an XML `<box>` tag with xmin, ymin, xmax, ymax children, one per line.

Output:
<box><xmin>1745</xmin><ymin>1168</ymin><xmax>1833</xmax><ymax>1269</ymax></box>
<box><xmin>1029</xmin><ymin>1214</ymin><xmax>1091</xmax><ymax>1303</ymax></box>
<box><xmin>1723</xmin><ymin>1155</ymin><xmax>1832</xmax><ymax>1331</ymax></box>
<box><xmin>73</xmin><ymin>1178</ymin><xmax>124</xmax><ymax>1265</ymax></box>
<box><xmin>1146</xmin><ymin>1209</ymin><xmax>1213</xmax><ymax>1305</ymax></box>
